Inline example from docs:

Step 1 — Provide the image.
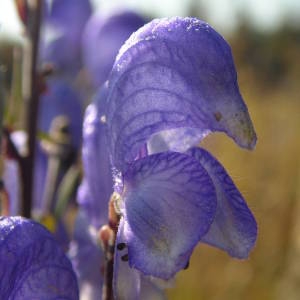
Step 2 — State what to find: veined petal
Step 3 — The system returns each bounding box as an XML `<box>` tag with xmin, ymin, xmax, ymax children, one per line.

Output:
<box><xmin>187</xmin><ymin>147</ymin><xmax>257</xmax><ymax>258</ymax></box>
<box><xmin>0</xmin><ymin>217</ymin><xmax>78</xmax><ymax>299</ymax></box>
<box><xmin>121</xmin><ymin>151</ymin><xmax>217</xmax><ymax>279</ymax></box>
<box><xmin>113</xmin><ymin>218</ymin><xmax>141</xmax><ymax>300</ymax></box>
<box><xmin>79</xmin><ymin>86</ymin><xmax>113</xmax><ymax>228</ymax></box>
<box><xmin>106</xmin><ymin>17</ymin><xmax>256</xmax><ymax>171</ymax></box>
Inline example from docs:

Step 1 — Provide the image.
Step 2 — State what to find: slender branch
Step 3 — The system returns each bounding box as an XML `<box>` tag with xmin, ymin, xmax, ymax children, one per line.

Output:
<box><xmin>99</xmin><ymin>194</ymin><xmax>120</xmax><ymax>300</ymax></box>
<box><xmin>21</xmin><ymin>0</ymin><xmax>42</xmax><ymax>218</ymax></box>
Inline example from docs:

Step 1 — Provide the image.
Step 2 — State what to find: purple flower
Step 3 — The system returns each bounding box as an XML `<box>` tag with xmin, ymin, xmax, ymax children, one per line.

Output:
<box><xmin>78</xmin><ymin>16</ymin><xmax>257</xmax><ymax>297</ymax></box>
<box><xmin>107</xmin><ymin>17</ymin><xmax>256</xmax><ymax>172</ymax></box>
<box><xmin>41</xmin><ymin>0</ymin><xmax>92</xmax><ymax>74</ymax></box>
<box><xmin>0</xmin><ymin>216</ymin><xmax>79</xmax><ymax>299</ymax></box>
<box><xmin>82</xmin><ymin>11</ymin><xmax>146</xmax><ymax>87</ymax></box>
<box><xmin>106</xmin><ymin>17</ymin><xmax>257</xmax><ymax>278</ymax></box>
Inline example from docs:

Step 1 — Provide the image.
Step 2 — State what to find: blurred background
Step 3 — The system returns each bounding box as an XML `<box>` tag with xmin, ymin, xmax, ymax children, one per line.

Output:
<box><xmin>1</xmin><ymin>1</ymin><xmax>300</xmax><ymax>300</ymax></box>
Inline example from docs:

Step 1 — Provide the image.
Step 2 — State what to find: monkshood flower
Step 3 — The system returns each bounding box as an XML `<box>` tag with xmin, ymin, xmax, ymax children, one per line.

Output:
<box><xmin>102</xmin><ymin>16</ymin><xmax>257</xmax><ymax>283</ymax></box>
<box><xmin>82</xmin><ymin>11</ymin><xmax>145</xmax><ymax>87</ymax></box>
<box><xmin>41</xmin><ymin>0</ymin><xmax>92</xmax><ymax>74</ymax></box>
<box><xmin>0</xmin><ymin>216</ymin><xmax>78</xmax><ymax>299</ymax></box>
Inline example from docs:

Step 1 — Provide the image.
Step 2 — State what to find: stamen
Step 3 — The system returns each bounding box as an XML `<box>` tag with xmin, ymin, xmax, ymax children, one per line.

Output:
<box><xmin>117</xmin><ymin>242</ymin><xmax>126</xmax><ymax>251</ymax></box>
<box><xmin>121</xmin><ymin>254</ymin><xmax>129</xmax><ymax>262</ymax></box>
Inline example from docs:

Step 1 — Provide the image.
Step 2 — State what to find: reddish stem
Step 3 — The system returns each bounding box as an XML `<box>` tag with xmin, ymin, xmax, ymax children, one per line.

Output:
<box><xmin>99</xmin><ymin>195</ymin><xmax>120</xmax><ymax>300</ymax></box>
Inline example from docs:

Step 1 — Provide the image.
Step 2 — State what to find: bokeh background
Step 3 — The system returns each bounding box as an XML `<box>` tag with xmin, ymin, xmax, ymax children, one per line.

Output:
<box><xmin>1</xmin><ymin>1</ymin><xmax>300</xmax><ymax>299</ymax></box>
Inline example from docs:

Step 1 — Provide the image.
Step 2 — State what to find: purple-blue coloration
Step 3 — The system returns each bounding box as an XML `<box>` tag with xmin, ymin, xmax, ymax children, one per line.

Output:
<box><xmin>78</xmin><ymin>86</ymin><xmax>113</xmax><ymax>228</ymax></box>
<box><xmin>0</xmin><ymin>216</ymin><xmax>79</xmax><ymax>299</ymax></box>
<box><xmin>106</xmin><ymin>17</ymin><xmax>256</xmax><ymax>172</ymax></box>
<box><xmin>82</xmin><ymin>11</ymin><xmax>145</xmax><ymax>87</ymax></box>
<box><xmin>41</xmin><ymin>0</ymin><xmax>92</xmax><ymax>73</ymax></box>
<box><xmin>121</xmin><ymin>151</ymin><xmax>217</xmax><ymax>279</ymax></box>
<box><xmin>78</xmin><ymin>16</ymin><xmax>257</xmax><ymax>295</ymax></box>
<box><xmin>46</xmin><ymin>0</ymin><xmax>92</xmax><ymax>36</ymax></box>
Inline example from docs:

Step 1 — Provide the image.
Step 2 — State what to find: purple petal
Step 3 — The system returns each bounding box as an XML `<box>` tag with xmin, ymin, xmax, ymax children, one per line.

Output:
<box><xmin>82</xmin><ymin>11</ymin><xmax>146</xmax><ymax>87</ymax></box>
<box><xmin>120</xmin><ymin>151</ymin><xmax>217</xmax><ymax>279</ymax></box>
<box><xmin>0</xmin><ymin>216</ymin><xmax>78</xmax><ymax>299</ymax></box>
<box><xmin>187</xmin><ymin>147</ymin><xmax>257</xmax><ymax>258</ymax></box>
<box><xmin>78</xmin><ymin>86</ymin><xmax>113</xmax><ymax>228</ymax></box>
<box><xmin>106</xmin><ymin>17</ymin><xmax>256</xmax><ymax>172</ymax></box>
<box><xmin>113</xmin><ymin>218</ymin><xmax>141</xmax><ymax>300</ymax></box>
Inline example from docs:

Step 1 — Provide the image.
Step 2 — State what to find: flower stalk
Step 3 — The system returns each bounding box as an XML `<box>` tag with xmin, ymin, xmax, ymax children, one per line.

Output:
<box><xmin>21</xmin><ymin>0</ymin><xmax>42</xmax><ymax>218</ymax></box>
